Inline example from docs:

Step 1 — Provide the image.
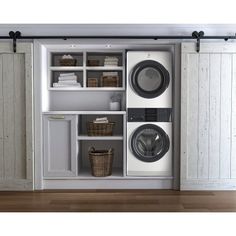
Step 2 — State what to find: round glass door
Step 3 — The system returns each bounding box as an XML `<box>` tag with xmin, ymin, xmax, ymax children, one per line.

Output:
<box><xmin>131</xmin><ymin>124</ymin><xmax>170</xmax><ymax>162</ymax></box>
<box><xmin>130</xmin><ymin>60</ymin><xmax>170</xmax><ymax>98</ymax></box>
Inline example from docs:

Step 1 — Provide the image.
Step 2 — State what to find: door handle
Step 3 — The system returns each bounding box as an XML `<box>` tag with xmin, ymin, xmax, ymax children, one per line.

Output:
<box><xmin>49</xmin><ymin>115</ymin><xmax>65</xmax><ymax>120</ymax></box>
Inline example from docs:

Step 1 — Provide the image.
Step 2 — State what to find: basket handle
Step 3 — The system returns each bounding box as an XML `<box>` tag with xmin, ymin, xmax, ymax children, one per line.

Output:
<box><xmin>88</xmin><ymin>146</ymin><xmax>95</xmax><ymax>153</ymax></box>
<box><xmin>108</xmin><ymin>148</ymin><xmax>114</xmax><ymax>154</ymax></box>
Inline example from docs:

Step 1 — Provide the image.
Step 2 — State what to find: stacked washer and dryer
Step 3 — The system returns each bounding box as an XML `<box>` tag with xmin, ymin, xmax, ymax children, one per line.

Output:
<box><xmin>126</xmin><ymin>51</ymin><xmax>172</xmax><ymax>177</ymax></box>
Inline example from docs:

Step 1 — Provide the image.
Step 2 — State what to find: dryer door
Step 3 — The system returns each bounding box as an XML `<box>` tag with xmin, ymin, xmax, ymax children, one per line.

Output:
<box><xmin>130</xmin><ymin>60</ymin><xmax>170</xmax><ymax>98</ymax></box>
<box><xmin>130</xmin><ymin>124</ymin><xmax>170</xmax><ymax>162</ymax></box>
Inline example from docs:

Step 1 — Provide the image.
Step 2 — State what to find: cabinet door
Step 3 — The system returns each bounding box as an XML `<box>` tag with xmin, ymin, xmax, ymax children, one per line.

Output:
<box><xmin>43</xmin><ymin>115</ymin><xmax>77</xmax><ymax>177</ymax></box>
<box><xmin>181</xmin><ymin>43</ymin><xmax>236</xmax><ymax>190</ymax></box>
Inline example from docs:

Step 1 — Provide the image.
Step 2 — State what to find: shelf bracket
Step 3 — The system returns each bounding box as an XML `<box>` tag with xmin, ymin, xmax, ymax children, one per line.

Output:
<box><xmin>192</xmin><ymin>31</ymin><xmax>204</xmax><ymax>53</ymax></box>
<box><xmin>9</xmin><ymin>31</ymin><xmax>21</xmax><ymax>53</ymax></box>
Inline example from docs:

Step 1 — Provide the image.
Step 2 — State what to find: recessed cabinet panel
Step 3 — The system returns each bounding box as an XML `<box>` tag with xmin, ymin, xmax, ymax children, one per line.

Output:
<box><xmin>43</xmin><ymin>115</ymin><xmax>77</xmax><ymax>177</ymax></box>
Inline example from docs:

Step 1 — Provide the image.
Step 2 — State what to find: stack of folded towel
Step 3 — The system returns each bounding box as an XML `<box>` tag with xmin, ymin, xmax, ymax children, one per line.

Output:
<box><xmin>104</xmin><ymin>56</ymin><xmax>119</xmax><ymax>66</ymax></box>
<box><xmin>53</xmin><ymin>73</ymin><xmax>81</xmax><ymax>88</ymax></box>
<box><xmin>93</xmin><ymin>117</ymin><xmax>109</xmax><ymax>123</ymax></box>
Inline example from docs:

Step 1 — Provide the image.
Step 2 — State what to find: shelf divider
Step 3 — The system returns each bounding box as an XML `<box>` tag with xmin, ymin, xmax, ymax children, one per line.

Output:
<box><xmin>77</xmin><ymin>135</ymin><xmax>123</xmax><ymax>140</ymax></box>
<box><xmin>50</xmin><ymin>66</ymin><xmax>84</xmax><ymax>71</ymax></box>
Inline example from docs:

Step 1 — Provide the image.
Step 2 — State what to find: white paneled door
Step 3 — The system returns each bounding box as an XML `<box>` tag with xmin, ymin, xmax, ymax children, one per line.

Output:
<box><xmin>181</xmin><ymin>43</ymin><xmax>236</xmax><ymax>190</ymax></box>
<box><xmin>43</xmin><ymin>115</ymin><xmax>77</xmax><ymax>177</ymax></box>
<box><xmin>0</xmin><ymin>43</ymin><xmax>33</xmax><ymax>190</ymax></box>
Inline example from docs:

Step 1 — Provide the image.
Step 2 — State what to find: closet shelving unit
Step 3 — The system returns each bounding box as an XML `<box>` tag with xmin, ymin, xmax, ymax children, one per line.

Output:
<box><xmin>42</xmin><ymin>48</ymin><xmax>127</xmax><ymax>180</ymax></box>
<box><xmin>48</xmin><ymin>50</ymin><xmax>125</xmax><ymax>91</ymax></box>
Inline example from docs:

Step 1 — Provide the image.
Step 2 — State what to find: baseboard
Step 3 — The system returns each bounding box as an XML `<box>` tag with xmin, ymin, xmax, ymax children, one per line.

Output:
<box><xmin>41</xmin><ymin>179</ymin><xmax>173</xmax><ymax>190</ymax></box>
<box><xmin>181</xmin><ymin>179</ymin><xmax>236</xmax><ymax>190</ymax></box>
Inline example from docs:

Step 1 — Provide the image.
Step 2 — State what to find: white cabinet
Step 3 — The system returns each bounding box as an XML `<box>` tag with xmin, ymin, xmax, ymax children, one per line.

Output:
<box><xmin>43</xmin><ymin>115</ymin><xmax>77</xmax><ymax>177</ymax></box>
<box><xmin>35</xmin><ymin>41</ymin><xmax>174</xmax><ymax>189</ymax></box>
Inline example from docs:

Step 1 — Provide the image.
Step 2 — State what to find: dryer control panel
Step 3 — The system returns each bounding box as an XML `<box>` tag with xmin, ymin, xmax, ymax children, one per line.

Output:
<box><xmin>128</xmin><ymin>108</ymin><xmax>172</xmax><ymax>122</ymax></box>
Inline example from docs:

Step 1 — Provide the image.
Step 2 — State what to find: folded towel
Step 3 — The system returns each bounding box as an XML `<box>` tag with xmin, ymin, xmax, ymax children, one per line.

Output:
<box><xmin>58</xmin><ymin>75</ymin><xmax>77</xmax><ymax>81</ymax></box>
<box><xmin>93</xmin><ymin>117</ymin><xmax>109</xmax><ymax>123</ymax></box>
<box><xmin>104</xmin><ymin>63</ymin><xmax>118</xmax><ymax>66</ymax></box>
<box><xmin>93</xmin><ymin>120</ymin><xmax>109</xmax><ymax>124</ymax></box>
<box><xmin>95</xmin><ymin>117</ymin><xmax>108</xmax><ymax>121</ymax></box>
<box><xmin>58</xmin><ymin>80</ymin><xmax>78</xmax><ymax>84</ymax></box>
<box><xmin>62</xmin><ymin>55</ymin><xmax>74</xmax><ymax>59</ymax></box>
<box><xmin>53</xmin><ymin>82</ymin><xmax>81</xmax><ymax>87</ymax></box>
<box><xmin>59</xmin><ymin>72</ymin><xmax>75</xmax><ymax>77</ymax></box>
<box><xmin>104</xmin><ymin>56</ymin><xmax>118</xmax><ymax>61</ymax></box>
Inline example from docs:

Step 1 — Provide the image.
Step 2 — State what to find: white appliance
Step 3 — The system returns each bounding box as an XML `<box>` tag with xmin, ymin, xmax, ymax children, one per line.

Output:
<box><xmin>127</xmin><ymin>51</ymin><xmax>172</xmax><ymax>108</ymax></box>
<box><xmin>127</xmin><ymin>108</ymin><xmax>172</xmax><ymax>177</ymax></box>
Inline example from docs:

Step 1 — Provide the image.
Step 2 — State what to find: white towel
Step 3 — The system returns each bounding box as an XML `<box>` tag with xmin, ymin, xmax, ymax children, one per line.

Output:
<box><xmin>95</xmin><ymin>117</ymin><xmax>108</xmax><ymax>121</ymax></box>
<box><xmin>93</xmin><ymin>117</ymin><xmax>108</xmax><ymax>123</ymax></box>
<box><xmin>59</xmin><ymin>72</ymin><xmax>75</xmax><ymax>77</ymax></box>
<box><xmin>58</xmin><ymin>75</ymin><xmax>77</xmax><ymax>81</ymax></box>
<box><xmin>53</xmin><ymin>83</ymin><xmax>81</xmax><ymax>87</ymax></box>
<box><xmin>104</xmin><ymin>57</ymin><xmax>118</xmax><ymax>61</ymax></box>
<box><xmin>58</xmin><ymin>80</ymin><xmax>78</xmax><ymax>84</ymax></box>
<box><xmin>93</xmin><ymin>120</ymin><xmax>109</xmax><ymax>124</ymax></box>
<box><xmin>104</xmin><ymin>63</ymin><xmax>118</xmax><ymax>66</ymax></box>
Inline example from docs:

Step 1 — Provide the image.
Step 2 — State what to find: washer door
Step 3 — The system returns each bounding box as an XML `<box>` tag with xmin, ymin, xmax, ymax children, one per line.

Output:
<box><xmin>130</xmin><ymin>124</ymin><xmax>170</xmax><ymax>162</ymax></box>
<box><xmin>130</xmin><ymin>60</ymin><xmax>170</xmax><ymax>99</ymax></box>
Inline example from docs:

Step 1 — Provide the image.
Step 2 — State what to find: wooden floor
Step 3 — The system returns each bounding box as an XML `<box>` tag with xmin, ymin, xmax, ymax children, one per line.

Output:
<box><xmin>0</xmin><ymin>190</ymin><xmax>236</xmax><ymax>212</ymax></box>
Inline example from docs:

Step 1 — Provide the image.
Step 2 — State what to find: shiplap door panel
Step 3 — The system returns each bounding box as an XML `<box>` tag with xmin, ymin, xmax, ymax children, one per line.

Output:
<box><xmin>0</xmin><ymin>43</ymin><xmax>33</xmax><ymax>190</ymax></box>
<box><xmin>181</xmin><ymin>43</ymin><xmax>236</xmax><ymax>190</ymax></box>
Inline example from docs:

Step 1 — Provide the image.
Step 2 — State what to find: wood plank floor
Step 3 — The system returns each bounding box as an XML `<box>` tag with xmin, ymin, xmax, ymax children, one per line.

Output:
<box><xmin>0</xmin><ymin>190</ymin><xmax>236</xmax><ymax>212</ymax></box>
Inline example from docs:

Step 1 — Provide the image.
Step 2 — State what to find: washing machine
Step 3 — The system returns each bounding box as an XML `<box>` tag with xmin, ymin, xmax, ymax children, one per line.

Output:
<box><xmin>127</xmin><ymin>51</ymin><xmax>172</xmax><ymax>108</ymax></box>
<box><xmin>127</xmin><ymin>108</ymin><xmax>172</xmax><ymax>177</ymax></box>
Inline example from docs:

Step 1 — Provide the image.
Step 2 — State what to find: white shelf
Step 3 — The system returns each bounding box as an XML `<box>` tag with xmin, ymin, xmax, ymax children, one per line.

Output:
<box><xmin>78</xmin><ymin>168</ymin><xmax>124</xmax><ymax>179</ymax></box>
<box><xmin>77</xmin><ymin>135</ymin><xmax>123</xmax><ymax>140</ymax></box>
<box><xmin>42</xmin><ymin>111</ymin><xmax>126</xmax><ymax>115</ymax></box>
<box><xmin>86</xmin><ymin>66</ymin><xmax>124</xmax><ymax>71</ymax></box>
<box><xmin>50</xmin><ymin>66</ymin><xmax>84</xmax><ymax>71</ymax></box>
<box><xmin>49</xmin><ymin>87</ymin><xmax>125</xmax><ymax>91</ymax></box>
<box><xmin>50</xmin><ymin>66</ymin><xmax>124</xmax><ymax>71</ymax></box>
<box><xmin>44</xmin><ymin>168</ymin><xmax>124</xmax><ymax>179</ymax></box>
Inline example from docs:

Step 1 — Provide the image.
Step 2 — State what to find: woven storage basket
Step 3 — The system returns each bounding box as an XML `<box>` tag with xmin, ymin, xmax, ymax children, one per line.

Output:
<box><xmin>59</xmin><ymin>58</ymin><xmax>77</xmax><ymax>66</ymax></box>
<box><xmin>88</xmin><ymin>147</ymin><xmax>114</xmax><ymax>177</ymax></box>
<box><xmin>87</xmin><ymin>122</ymin><xmax>115</xmax><ymax>136</ymax></box>
<box><xmin>87</xmin><ymin>78</ymin><xmax>99</xmax><ymax>87</ymax></box>
<box><xmin>101</xmin><ymin>76</ymin><xmax>119</xmax><ymax>87</ymax></box>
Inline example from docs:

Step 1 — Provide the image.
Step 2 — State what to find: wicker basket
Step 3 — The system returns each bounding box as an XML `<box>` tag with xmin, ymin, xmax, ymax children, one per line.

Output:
<box><xmin>88</xmin><ymin>147</ymin><xmax>114</xmax><ymax>177</ymax></box>
<box><xmin>87</xmin><ymin>78</ymin><xmax>99</xmax><ymax>87</ymax></box>
<box><xmin>87</xmin><ymin>122</ymin><xmax>115</xmax><ymax>136</ymax></box>
<box><xmin>101</xmin><ymin>76</ymin><xmax>119</xmax><ymax>87</ymax></box>
<box><xmin>59</xmin><ymin>58</ymin><xmax>77</xmax><ymax>66</ymax></box>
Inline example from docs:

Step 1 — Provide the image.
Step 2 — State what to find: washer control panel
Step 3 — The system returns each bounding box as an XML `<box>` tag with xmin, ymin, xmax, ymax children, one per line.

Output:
<box><xmin>128</xmin><ymin>108</ymin><xmax>172</xmax><ymax>122</ymax></box>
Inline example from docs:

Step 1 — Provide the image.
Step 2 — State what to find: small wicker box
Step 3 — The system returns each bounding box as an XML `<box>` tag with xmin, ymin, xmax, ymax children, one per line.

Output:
<box><xmin>101</xmin><ymin>76</ymin><xmax>119</xmax><ymax>87</ymax></box>
<box><xmin>88</xmin><ymin>147</ymin><xmax>114</xmax><ymax>177</ymax></box>
<box><xmin>87</xmin><ymin>122</ymin><xmax>115</xmax><ymax>136</ymax></box>
<box><xmin>87</xmin><ymin>78</ymin><xmax>99</xmax><ymax>87</ymax></box>
<box><xmin>59</xmin><ymin>59</ymin><xmax>77</xmax><ymax>66</ymax></box>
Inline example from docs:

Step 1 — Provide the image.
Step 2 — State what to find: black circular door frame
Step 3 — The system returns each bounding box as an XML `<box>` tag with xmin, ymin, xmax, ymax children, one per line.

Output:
<box><xmin>130</xmin><ymin>124</ymin><xmax>170</xmax><ymax>163</ymax></box>
<box><xmin>130</xmin><ymin>60</ymin><xmax>170</xmax><ymax>99</ymax></box>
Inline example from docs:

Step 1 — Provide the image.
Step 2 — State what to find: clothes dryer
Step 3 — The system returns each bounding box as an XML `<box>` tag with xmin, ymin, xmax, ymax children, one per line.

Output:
<box><xmin>127</xmin><ymin>51</ymin><xmax>172</xmax><ymax>108</ymax></box>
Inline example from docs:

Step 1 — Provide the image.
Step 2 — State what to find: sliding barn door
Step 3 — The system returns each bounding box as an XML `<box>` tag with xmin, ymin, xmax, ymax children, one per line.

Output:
<box><xmin>181</xmin><ymin>43</ymin><xmax>236</xmax><ymax>190</ymax></box>
<box><xmin>0</xmin><ymin>43</ymin><xmax>33</xmax><ymax>190</ymax></box>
